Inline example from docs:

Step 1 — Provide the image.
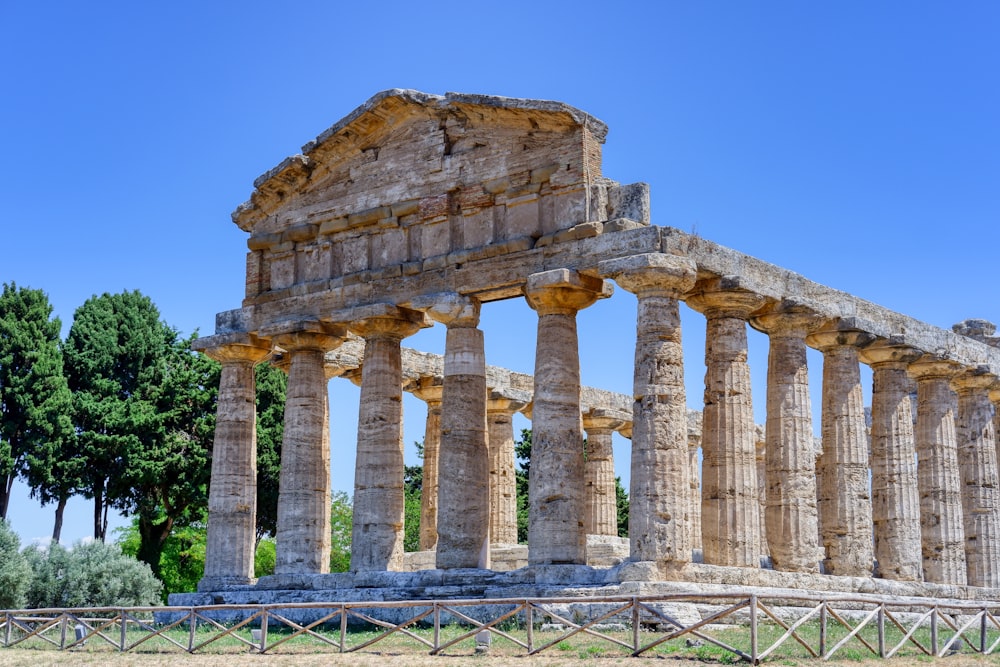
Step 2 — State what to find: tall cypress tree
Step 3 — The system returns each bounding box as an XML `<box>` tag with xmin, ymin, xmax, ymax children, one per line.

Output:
<box><xmin>64</xmin><ymin>291</ymin><xmax>166</xmax><ymax>541</ymax></box>
<box><xmin>0</xmin><ymin>283</ymin><xmax>74</xmax><ymax>527</ymax></box>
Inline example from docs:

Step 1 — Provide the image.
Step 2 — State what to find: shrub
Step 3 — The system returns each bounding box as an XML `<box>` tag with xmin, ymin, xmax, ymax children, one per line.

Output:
<box><xmin>0</xmin><ymin>519</ymin><xmax>31</xmax><ymax>609</ymax></box>
<box><xmin>24</xmin><ymin>539</ymin><xmax>162</xmax><ymax>608</ymax></box>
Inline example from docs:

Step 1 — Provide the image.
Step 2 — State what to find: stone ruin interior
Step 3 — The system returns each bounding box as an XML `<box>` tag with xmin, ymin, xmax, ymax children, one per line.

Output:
<box><xmin>174</xmin><ymin>90</ymin><xmax>1000</xmax><ymax>609</ymax></box>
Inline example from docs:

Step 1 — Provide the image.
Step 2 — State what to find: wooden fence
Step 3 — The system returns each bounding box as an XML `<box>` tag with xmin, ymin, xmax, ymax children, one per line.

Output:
<box><xmin>2</xmin><ymin>593</ymin><xmax>999</xmax><ymax>662</ymax></box>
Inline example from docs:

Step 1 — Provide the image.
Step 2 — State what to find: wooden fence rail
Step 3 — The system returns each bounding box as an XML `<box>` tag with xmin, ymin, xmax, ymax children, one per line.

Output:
<box><xmin>2</xmin><ymin>593</ymin><xmax>999</xmax><ymax>662</ymax></box>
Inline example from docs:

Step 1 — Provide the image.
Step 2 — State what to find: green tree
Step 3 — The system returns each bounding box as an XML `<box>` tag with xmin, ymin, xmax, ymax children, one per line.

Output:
<box><xmin>255</xmin><ymin>538</ymin><xmax>276</xmax><ymax>577</ymax></box>
<box><xmin>615</xmin><ymin>476</ymin><xmax>629</xmax><ymax>538</ymax></box>
<box><xmin>329</xmin><ymin>491</ymin><xmax>352</xmax><ymax>572</ymax></box>
<box><xmin>515</xmin><ymin>428</ymin><xmax>531</xmax><ymax>544</ymax></box>
<box><xmin>254</xmin><ymin>363</ymin><xmax>286</xmax><ymax>542</ymax></box>
<box><xmin>0</xmin><ymin>283</ymin><xmax>75</xmax><ymax>529</ymax></box>
<box><xmin>64</xmin><ymin>291</ymin><xmax>220</xmax><ymax>581</ymax></box>
<box><xmin>64</xmin><ymin>291</ymin><xmax>169</xmax><ymax>541</ymax></box>
<box><xmin>24</xmin><ymin>540</ymin><xmax>162</xmax><ymax>608</ymax></box>
<box><xmin>125</xmin><ymin>331</ymin><xmax>219</xmax><ymax>579</ymax></box>
<box><xmin>402</xmin><ymin>441</ymin><xmax>424</xmax><ymax>552</ymax></box>
<box><xmin>0</xmin><ymin>519</ymin><xmax>30</xmax><ymax>609</ymax></box>
<box><xmin>118</xmin><ymin>520</ymin><xmax>207</xmax><ymax>599</ymax></box>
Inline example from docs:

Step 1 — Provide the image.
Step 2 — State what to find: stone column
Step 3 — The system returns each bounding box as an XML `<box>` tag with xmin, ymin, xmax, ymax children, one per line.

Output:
<box><xmin>805</xmin><ymin>328</ymin><xmax>875</xmax><ymax>577</ymax></box>
<box><xmin>415</xmin><ymin>293</ymin><xmax>490</xmax><ymax>570</ymax></box>
<box><xmin>755</xmin><ymin>437</ymin><xmax>768</xmax><ymax>558</ymax></box>
<box><xmin>859</xmin><ymin>340</ymin><xmax>924</xmax><ymax>581</ymax></box>
<box><xmin>582</xmin><ymin>409</ymin><xmax>627</xmax><ymax>536</ymax></box>
<box><xmin>752</xmin><ymin>303</ymin><xmax>825</xmax><ymax>574</ymax></box>
<box><xmin>267</xmin><ymin>322</ymin><xmax>346</xmax><ymax>575</ymax></box>
<box><xmin>907</xmin><ymin>357</ymin><xmax>966</xmax><ymax>585</ymax></box>
<box><xmin>524</xmin><ymin>268</ymin><xmax>611</xmax><ymax>564</ymax></box>
<box><xmin>602</xmin><ymin>254</ymin><xmax>695</xmax><ymax>566</ymax></box>
<box><xmin>488</xmin><ymin>395</ymin><xmax>525</xmax><ymax>545</ymax></box>
<box><xmin>952</xmin><ymin>370</ymin><xmax>1000</xmax><ymax>588</ymax></box>
<box><xmin>348</xmin><ymin>305</ymin><xmax>428</xmax><ymax>572</ymax></box>
<box><xmin>195</xmin><ymin>335</ymin><xmax>270</xmax><ymax>589</ymax></box>
<box><xmin>990</xmin><ymin>386</ymin><xmax>1000</xmax><ymax>508</ymax></box>
<box><xmin>688</xmin><ymin>433</ymin><xmax>702</xmax><ymax>552</ymax></box>
<box><xmin>411</xmin><ymin>378</ymin><xmax>443</xmax><ymax>552</ymax></box>
<box><xmin>687</xmin><ymin>281</ymin><xmax>766</xmax><ymax>568</ymax></box>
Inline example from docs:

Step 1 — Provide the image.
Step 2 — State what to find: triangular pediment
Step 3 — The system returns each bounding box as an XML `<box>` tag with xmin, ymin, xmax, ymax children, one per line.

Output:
<box><xmin>234</xmin><ymin>90</ymin><xmax>608</xmax><ymax>236</ymax></box>
<box><xmin>236</xmin><ymin>90</ymin><xmax>649</xmax><ymax>301</ymax></box>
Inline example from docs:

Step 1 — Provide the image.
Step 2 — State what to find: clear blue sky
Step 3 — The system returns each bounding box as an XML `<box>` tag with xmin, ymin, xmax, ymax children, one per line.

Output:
<box><xmin>2</xmin><ymin>2</ymin><xmax>998</xmax><ymax>545</ymax></box>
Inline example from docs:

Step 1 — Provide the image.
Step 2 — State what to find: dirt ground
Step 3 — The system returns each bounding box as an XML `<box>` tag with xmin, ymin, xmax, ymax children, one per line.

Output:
<box><xmin>1</xmin><ymin>652</ymin><xmax>1000</xmax><ymax>667</ymax></box>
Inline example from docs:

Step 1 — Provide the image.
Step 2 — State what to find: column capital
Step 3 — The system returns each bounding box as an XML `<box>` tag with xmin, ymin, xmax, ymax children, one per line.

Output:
<box><xmin>806</xmin><ymin>327</ymin><xmax>878</xmax><ymax>352</ymax></box>
<box><xmin>195</xmin><ymin>333</ymin><xmax>272</xmax><ymax>365</ymax></box>
<box><xmin>410</xmin><ymin>292</ymin><xmax>481</xmax><ymax>328</ymax></box>
<box><xmin>859</xmin><ymin>339</ymin><xmax>925</xmax><ymax>368</ymax></box>
<box><xmin>582</xmin><ymin>407</ymin><xmax>630</xmax><ymax>433</ymax></box>
<box><xmin>487</xmin><ymin>392</ymin><xmax>528</xmax><ymax>415</ymax></box>
<box><xmin>259</xmin><ymin>320</ymin><xmax>347</xmax><ymax>353</ymax></box>
<box><xmin>598</xmin><ymin>253</ymin><xmax>697</xmax><ymax>299</ymax></box>
<box><xmin>907</xmin><ymin>355</ymin><xmax>964</xmax><ymax>382</ymax></box>
<box><xmin>411</xmin><ymin>376</ymin><xmax>445</xmax><ymax>405</ymax></box>
<box><xmin>345</xmin><ymin>304</ymin><xmax>431</xmax><ymax>340</ymax></box>
<box><xmin>951</xmin><ymin>367</ymin><xmax>999</xmax><ymax>394</ymax></box>
<box><xmin>750</xmin><ymin>300</ymin><xmax>826</xmax><ymax>337</ymax></box>
<box><xmin>616</xmin><ymin>423</ymin><xmax>633</xmax><ymax>440</ymax></box>
<box><xmin>686</xmin><ymin>279</ymin><xmax>768</xmax><ymax>320</ymax></box>
<box><xmin>525</xmin><ymin>268</ymin><xmax>612</xmax><ymax>316</ymax></box>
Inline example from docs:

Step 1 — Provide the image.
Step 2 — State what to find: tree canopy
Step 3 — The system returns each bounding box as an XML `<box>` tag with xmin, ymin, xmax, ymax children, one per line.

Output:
<box><xmin>62</xmin><ymin>291</ymin><xmax>220</xmax><ymax>577</ymax></box>
<box><xmin>0</xmin><ymin>283</ymin><xmax>74</xmax><ymax>527</ymax></box>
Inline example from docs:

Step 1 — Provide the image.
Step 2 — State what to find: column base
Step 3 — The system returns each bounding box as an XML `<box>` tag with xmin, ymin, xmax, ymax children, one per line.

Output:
<box><xmin>197</xmin><ymin>575</ymin><xmax>258</xmax><ymax>592</ymax></box>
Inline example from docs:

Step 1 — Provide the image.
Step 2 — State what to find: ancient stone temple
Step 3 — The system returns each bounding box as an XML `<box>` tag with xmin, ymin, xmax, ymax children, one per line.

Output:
<box><xmin>179</xmin><ymin>90</ymin><xmax>1000</xmax><ymax>608</ymax></box>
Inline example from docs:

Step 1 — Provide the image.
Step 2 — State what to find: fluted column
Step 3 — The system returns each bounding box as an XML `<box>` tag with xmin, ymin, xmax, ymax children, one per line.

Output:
<box><xmin>806</xmin><ymin>328</ymin><xmax>875</xmax><ymax>577</ymax></box>
<box><xmin>524</xmin><ymin>268</ymin><xmax>611</xmax><ymax>564</ymax></box>
<box><xmin>907</xmin><ymin>357</ymin><xmax>966</xmax><ymax>585</ymax></box>
<box><xmin>411</xmin><ymin>379</ymin><xmax>443</xmax><ymax>551</ymax></box>
<box><xmin>752</xmin><ymin>303</ymin><xmax>825</xmax><ymax>574</ymax></box>
<box><xmin>689</xmin><ymin>434</ymin><xmax>702</xmax><ymax>552</ymax></box>
<box><xmin>582</xmin><ymin>409</ymin><xmax>627</xmax><ymax>536</ymax></box>
<box><xmin>196</xmin><ymin>335</ymin><xmax>271</xmax><ymax>589</ymax></box>
<box><xmin>755</xmin><ymin>437</ymin><xmax>768</xmax><ymax>558</ymax></box>
<box><xmin>268</xmin><ymin>323</ymin><xmax>346</xmax><ymax>575</ymax></box>
<box><xmin>860</xmin><ymin>340</ymin><xmax>924</xmax><ymax>581</ymax></box>
<box><xmin>416</xmin><ymin>293</ymin><xmax>490</xmax><ymax>569</ymax></box>
<box><xmin>349</xmin><ymin>305</ymin><xmax>428</xmax><ymax>572</ymax></box>
<box><xmin>602</xmin><ymin>254</ymin><xmax>696</xmax><ymax>566</ymax></box>
<box><xmin>488</xmin><ymin>395</ymin><xmax>526</xmax><ymax>545</ymax></box>
<box><xmin>952</xmin><ymin>370</ymin><xmax>1000</xmax><ymax>587</ymax></box>
<box><xmin>687</xmin><ymin>282</ymin><xmax>766</xmax><ymax>568</ymax></box>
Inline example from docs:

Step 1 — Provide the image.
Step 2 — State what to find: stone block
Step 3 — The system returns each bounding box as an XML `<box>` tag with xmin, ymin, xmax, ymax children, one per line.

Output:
<box><xmin>391</xmin><ymin>198</ymin><xmax>420</xmax><ymax>217</ymax></box>
<box><xmin>421</xmin><ymin>219</ymin><xmax>451</xmax><ymax>258</ymax></box>
<box><xmin>461</xmin><ymin>208</ymin><xmax>494</xmax><ymax>249</ymax></box>
<box><xmin>608</xmin><ymin>182</ymin><xmax>650</xmax><ymax>224</ymax></box>
<box><xmin>319</xmin><ymin>216</ymin><xmax>350</xmax><ymax>235</ymax></box>
<box><xmin>371</xmin><ymin>228</ymin><xmax>407</xmax><ymax>268</ymax></box>
<box><xmin>603</xmin><ymin>218</ymin><xmax>646</xmax><ymax>233</ymax></box>
<box><xmin>348</xmin><ymin>205</ymin><xmax>392</xmax><ymax>228</ymax></box>
<box><xmin>550</xmin><ymin>187</ymin><xmax>588</xmax><ymax>230</ymax></box>
<box><xmin>269</xmin><ymin>251</ymin><xmax>295</xmax><ymax>290</ymax></box>
<box><xmin>505</xmin><ymin>194</ymin><xmax>540</xmax><ymax>238</ymax></box>
<box><xmin>341</xmin><ymin>236</ymin><xmax>369</xmax><ymax>274</ymax></box>
<box><xmin>300</xmin><ymin>243</ymin><xmax>331</xmax><ymax>283</ymax></box>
